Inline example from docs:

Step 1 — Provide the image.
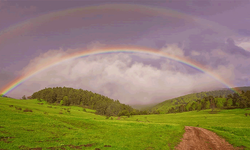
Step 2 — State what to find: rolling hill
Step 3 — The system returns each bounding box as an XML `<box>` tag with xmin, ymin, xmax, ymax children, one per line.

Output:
<box><xmin>147</xmin><ymin>86</ymin><xmax>250</xmax><ymax>113</ymax></box>
<box><xmin>0</xmin><ymin>97</ymin><xmax>250</xmax><ymax>149</ymax></box>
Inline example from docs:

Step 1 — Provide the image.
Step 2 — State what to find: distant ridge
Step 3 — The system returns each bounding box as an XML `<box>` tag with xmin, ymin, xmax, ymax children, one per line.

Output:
<box><xmin>146</xmin><ymin>86</ymin><xmax>250</xmax><ymax>113</ymax></box>
<box><xmin>0</xmin><ymin>94</ymin><xmax>15</xmax><ymax>99</ymax></box>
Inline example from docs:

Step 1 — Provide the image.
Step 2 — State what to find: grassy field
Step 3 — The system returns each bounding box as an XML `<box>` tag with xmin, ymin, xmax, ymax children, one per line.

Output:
<box><xmin>0</xmin><ymin>97</ymin><xmax>250</xmax><ymax>150</ymax></box>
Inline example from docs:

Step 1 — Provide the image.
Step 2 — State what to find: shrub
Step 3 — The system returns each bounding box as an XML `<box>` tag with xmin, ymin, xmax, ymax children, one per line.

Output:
<box><xmin>111</xmin><ymin>117</ymin><xmax>113</xmax><ymax>120</ymax></box>
<box><xmin>15</xmin><ymin>107</ymin><xmax>22</xmax><ymax>110</ymax></box>
<box><xmin>60</xmin><ymin>100</ymin><xmax>64</xmax><ymax>106</ymax></box>
<box><xmin>22</xmin><ymin>95</ymin><xmax>26</xmax><ymax>100</ymax></box>
<box><xmin>106</xmin><ymin>116</ymin><xmax>110</xmax><ymax>119</ymax></box>
<box><xmin>23</xmin><ymin>108</ymin><xmax>32</xmax><ymax>112</ymax></box>
<box><xmin>245</xmin><ymin>113</ymin><xmax>248</xmax><ymax>117</ymax></box>
<box><xmin>83</xmin><ymin>108</ymin><xmax>86</xmax><ymax>112</ymax></box>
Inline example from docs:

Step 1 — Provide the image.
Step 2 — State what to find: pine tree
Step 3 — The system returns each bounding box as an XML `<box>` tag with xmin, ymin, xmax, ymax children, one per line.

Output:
<box><xmin>22</xmin><ymin>95</ymin><xmax>26</xmax><ymax>100</ymax></box>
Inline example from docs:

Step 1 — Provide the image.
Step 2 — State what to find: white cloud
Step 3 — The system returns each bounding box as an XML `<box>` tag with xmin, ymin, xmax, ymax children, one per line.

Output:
<box><xmin>234</xmin><ymin>37</ymin><xmax>250</xmax><ymax>52</ymax></box>
<box><xmin>191</xmin><ymin>50</ymin><xmax>200</xmax><ymax>56</ymax></box>
<box><xmin>9</xmin><ymin>46</ymin><xmax>234</xmax><ymax>104</ymax></box>
<box><xmin>237</xmin><ymin>42</ymin><xmax>250</xmax><ymax>51</ymax></box>
<box><xmin>160</xmin><ymin>43</ymin><xmax>184</xmax><ymax>57</ymax></box>
<box><xmin>8</xmin><ymin>41</ymin><xmax>250</xmax><ymax>104</ymax></box>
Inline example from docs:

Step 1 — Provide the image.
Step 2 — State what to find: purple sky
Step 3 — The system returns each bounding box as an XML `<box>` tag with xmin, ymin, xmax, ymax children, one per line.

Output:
<box><xmin>0</xmin><ymin>0</ymin><xmax>250</xmax><ymax>105</ymax></box>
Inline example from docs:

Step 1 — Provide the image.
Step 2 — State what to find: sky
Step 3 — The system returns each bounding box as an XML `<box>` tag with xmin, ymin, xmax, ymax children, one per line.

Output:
<box><xmin>0</xmin><ymin>0</ymin><xmax>250</xmax><ymax>105</ymax></box>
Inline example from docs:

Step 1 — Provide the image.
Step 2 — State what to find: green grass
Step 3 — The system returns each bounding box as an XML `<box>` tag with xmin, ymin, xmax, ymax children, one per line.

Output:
<box><xmin>0</xmin><ymin>98</ymin><xmax>250</xmax><ymax>150</ymax></box>
<box><xmin>0</xmin><ymin>98</ymin><xmax>183</xmax><ymax>150</ymax></box>
<box><xmin>125</xmin><ymin>109</ymin><xmax>250</xmax><ymax>149</ymax></box>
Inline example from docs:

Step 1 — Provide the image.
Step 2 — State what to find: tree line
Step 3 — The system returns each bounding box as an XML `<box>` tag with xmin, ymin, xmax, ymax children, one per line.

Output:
<box><xmin>31</xmin><ymin>87</ymin><xmax>158</xmax><ymax>116</ymax></box>
<box><xmin>166</xmin><ymin>91</ymin><xmax>250</xmax><ymax>114</ymax></box>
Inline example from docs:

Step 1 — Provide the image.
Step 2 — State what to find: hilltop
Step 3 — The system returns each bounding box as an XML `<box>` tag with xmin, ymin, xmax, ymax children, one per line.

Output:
<box><xmin>147</xmin><ymin>86</ymin><xmax>250</xmax><ymax>113</ymax></box>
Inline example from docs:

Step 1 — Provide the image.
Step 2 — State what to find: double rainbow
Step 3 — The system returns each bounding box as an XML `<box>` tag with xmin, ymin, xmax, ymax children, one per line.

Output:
<box><xmin>0</xmin><ymin>4</ymin><xmax>240</xmax><ymax>96</ymax></box>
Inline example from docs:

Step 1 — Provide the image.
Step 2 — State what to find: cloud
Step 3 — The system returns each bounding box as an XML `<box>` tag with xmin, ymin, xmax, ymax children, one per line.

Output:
<box><xmin>5</xmin><ymin>36</ymin><xmax>250</xmax><ymax>104</ymax></box>
<box><xmin>191</xmin><ymin>51</ymin><xmax>200</xmax><ymax>56</ymax></box>
<box><xmin>7</xmin><ymin>44</ymin><xmax>239</xmax><ymax>105</ymax></box>
<box><xmin>160</xmin><ymin>43</ymin><xmax>185</xmax><ymax>57</ymax></box>
<box><xmin>237</xmin><ymin>42</ymin><xmax>250</xmax><ymax>52</ymax></box>
<box><xmin>234</xmin><ymin>37</ymin><xmax>250</xmax><ymax>52</ymax></box>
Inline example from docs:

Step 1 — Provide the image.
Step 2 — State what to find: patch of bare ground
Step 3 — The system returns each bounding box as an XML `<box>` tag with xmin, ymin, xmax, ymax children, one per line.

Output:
<box><xmin>175</xmin><ymin>126</ymin><xmax>246</xmax><ymax>150</ymax></box>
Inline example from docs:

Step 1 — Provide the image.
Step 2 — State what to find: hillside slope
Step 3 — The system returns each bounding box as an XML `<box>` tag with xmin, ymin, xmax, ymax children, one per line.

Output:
<box><xmin>148</xmin><ymin>87</ymin><xmax>250</xmax><ymax>113</ymax></box>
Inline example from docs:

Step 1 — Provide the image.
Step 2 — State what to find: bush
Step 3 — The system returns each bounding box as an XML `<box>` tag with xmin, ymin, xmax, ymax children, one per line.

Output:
<box><xmin>83</xmin><ymin>108</ymin><xmax>86</xmax><ymax>112</ymax></box>
<box><xmin>15</xmin><ymin>107</ymin><xmax>22</xmax><ymax>110</ymax></box>
<box><xmin>245</xmin><ymin>113</ymin><xmax>248</xmax><ymax>117</ymax></box>
<box><xmin>23</xmin><ymin>108</ymin><xmax>32</xmax><ymax>112</ymax></box>
<box><xmin>60</xmin><ymin>100</ymin><xmax>64</xmax><ymax>106</ymax></box>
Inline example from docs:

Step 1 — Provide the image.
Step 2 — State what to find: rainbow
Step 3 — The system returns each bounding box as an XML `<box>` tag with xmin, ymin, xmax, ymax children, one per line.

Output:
<box><xmin>0</xmin><ymin>46</ymin><xmax>240</xmax><ymax>96</ymax></box>
<box><xmin>0</xmin><ymin>4</ymin><xmax>236</xmax><ymax>46</ymax></box>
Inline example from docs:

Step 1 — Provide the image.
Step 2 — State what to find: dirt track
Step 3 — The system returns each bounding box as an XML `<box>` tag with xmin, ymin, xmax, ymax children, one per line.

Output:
<box><xmin>175</xmin><ymin>126</ymin><xmax>243</xmax><ymax>150</ymax></box>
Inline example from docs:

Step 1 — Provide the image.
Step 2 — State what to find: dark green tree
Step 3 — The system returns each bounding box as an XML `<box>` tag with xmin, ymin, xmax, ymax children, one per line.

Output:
<box><xmin>22</xmin><ymin>95</ymin><xmax>26</xmax><ymax>100</ymax></box>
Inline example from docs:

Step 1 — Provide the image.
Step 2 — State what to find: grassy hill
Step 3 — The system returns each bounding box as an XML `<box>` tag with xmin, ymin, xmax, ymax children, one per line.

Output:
<box><xmin>0</xmin><ymin>97</ymin><xmax>250</xmax><ymax>149</ymax></box>
<box><xmin>147</xmin><ymin>86</ymin><xmax>250</xmax><ymax>113</ymax></box>
<box><xmin>0</xmin><ymin>97</ymin><xmax>183</xmax><ymax>150</ymax></box>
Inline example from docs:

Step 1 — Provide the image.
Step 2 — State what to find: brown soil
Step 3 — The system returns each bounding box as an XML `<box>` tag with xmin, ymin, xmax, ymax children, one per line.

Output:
<box><xmin>175</xmin><ymin>126</ymin><xmax>245</xmax><ymax>150</ymax></box>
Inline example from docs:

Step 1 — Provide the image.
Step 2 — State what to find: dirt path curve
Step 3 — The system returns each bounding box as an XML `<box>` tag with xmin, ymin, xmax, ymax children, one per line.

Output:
<box><xmin>175</xmin><ymin>126</ymin><xmax>243</xmax><ymax>150</ymax></box>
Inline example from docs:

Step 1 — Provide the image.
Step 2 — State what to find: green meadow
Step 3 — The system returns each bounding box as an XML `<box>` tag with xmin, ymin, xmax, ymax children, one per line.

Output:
<box><xmin>1</xmin><ymin>97</ymin><xmax>250</xmax><ymax>150</ymax></box>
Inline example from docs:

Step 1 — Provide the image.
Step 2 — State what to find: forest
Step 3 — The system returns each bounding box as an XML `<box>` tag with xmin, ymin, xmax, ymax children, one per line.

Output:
<box><xmin>29</xmin><ymin>86</ymin><xmax>160</xmax><ymax>117</ymax></box>
<box><xmin>2</xmin><ymin>87</ymin><xmax>250</xmax><ymax>116</ymax></box>
<box><xmin>165</xmin><ymin>90</ymin><xmax>250</xmax><ymax>114</ymax></box>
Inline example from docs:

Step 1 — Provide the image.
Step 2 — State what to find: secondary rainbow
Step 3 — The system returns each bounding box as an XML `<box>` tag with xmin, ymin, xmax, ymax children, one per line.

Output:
<box><xmin>0</xmin><ymin>46</ymin><xmax>240</xmax><ymax>96</ymax></box>
<box><xmin>0</xmin><ymin>4</ymin><xmax>236</xmax><ymax>46</ymax></box>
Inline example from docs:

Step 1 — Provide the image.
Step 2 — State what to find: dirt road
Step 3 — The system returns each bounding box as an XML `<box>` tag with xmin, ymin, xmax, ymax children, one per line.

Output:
<box><xmin>175</xmin><ymin>126</ymin><xmax>243</xmax><ymax>150</ymax></box>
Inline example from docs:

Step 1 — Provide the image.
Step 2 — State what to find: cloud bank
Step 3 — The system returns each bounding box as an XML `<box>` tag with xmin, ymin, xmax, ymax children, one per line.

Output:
<box><xmin>8</xmin><ymin>42</ymin><xmax>246</xmax><ymax>105</ymax></box>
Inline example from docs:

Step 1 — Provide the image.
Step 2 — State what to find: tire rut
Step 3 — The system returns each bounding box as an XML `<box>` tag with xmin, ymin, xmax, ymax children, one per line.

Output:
<box><xmin>175</xmin><ymin>126</ymin><xmax>244</xmax><ymax>150</ymax></box>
